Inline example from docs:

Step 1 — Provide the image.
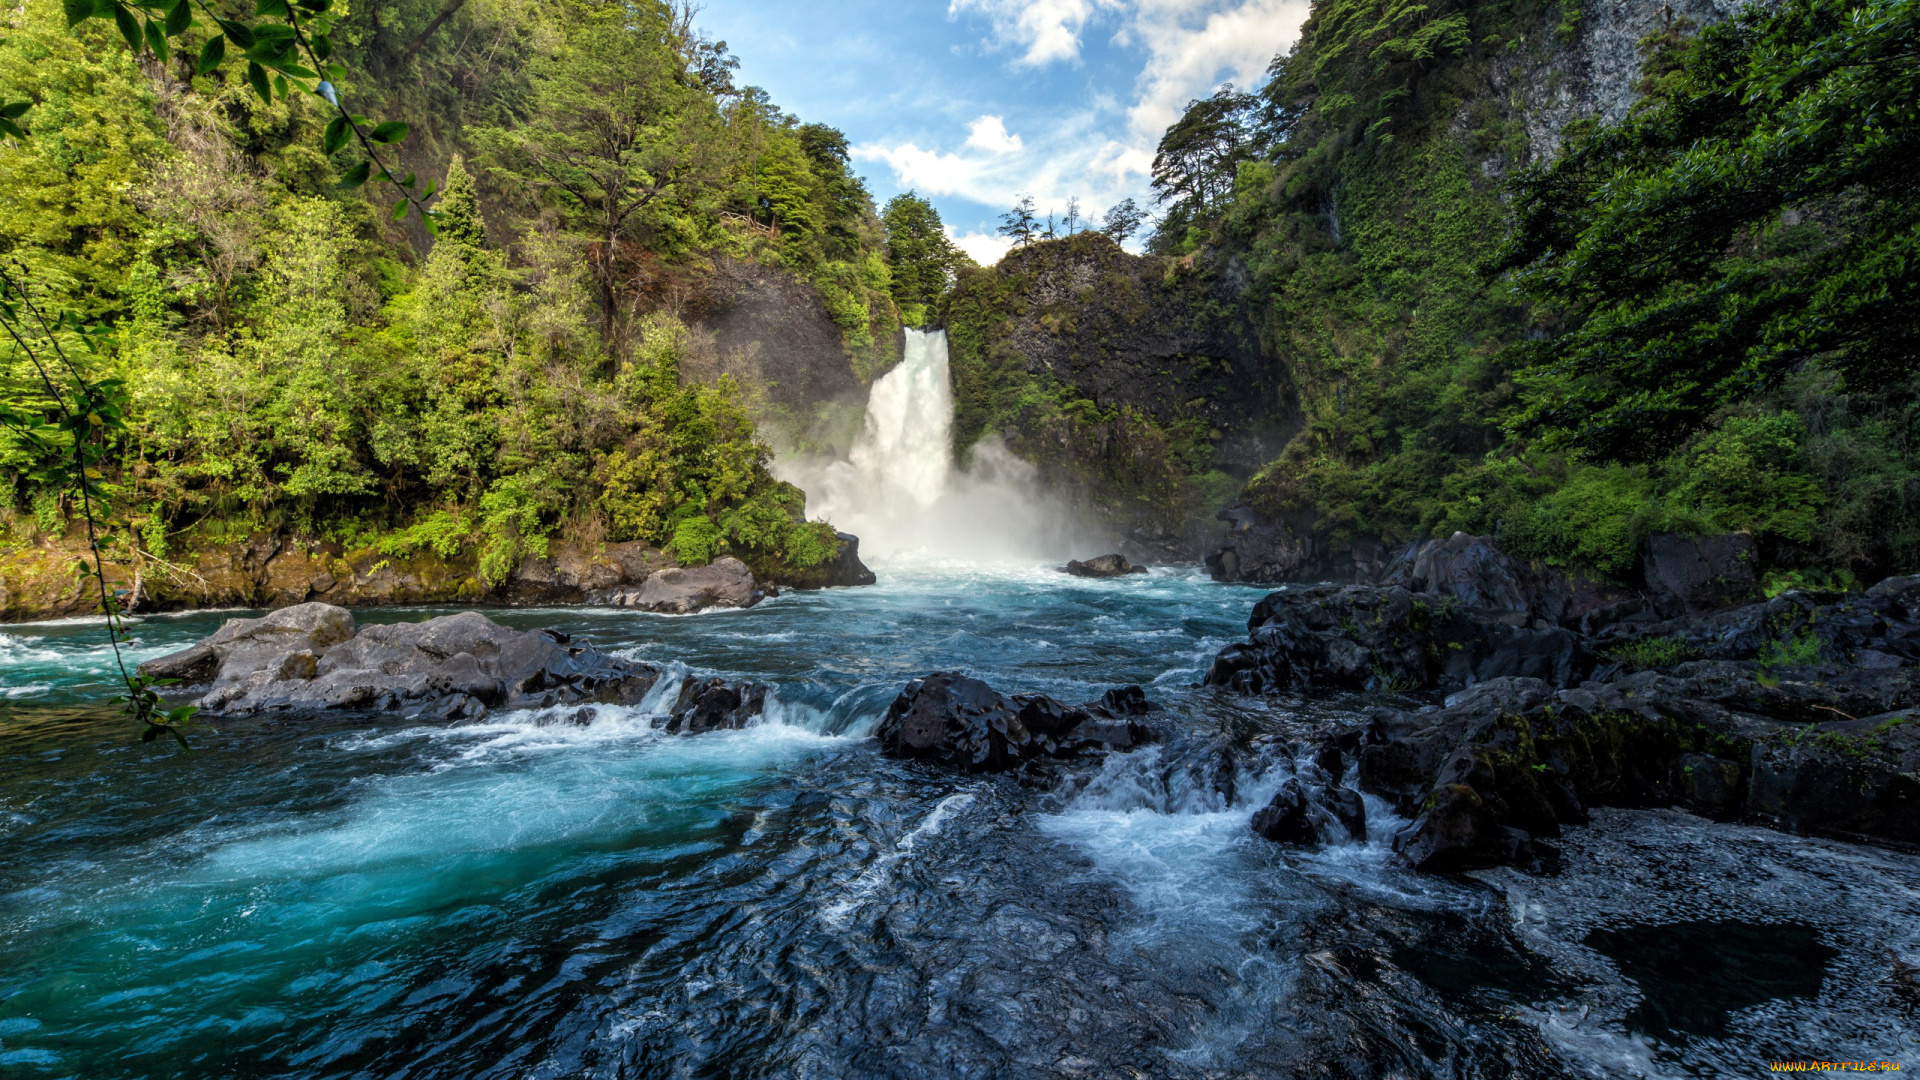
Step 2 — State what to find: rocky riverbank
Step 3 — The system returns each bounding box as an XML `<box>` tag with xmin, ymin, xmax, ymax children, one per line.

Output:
<box><xmin>0</xmin><ymin>531</ymin><xmax>874</xmax><ymax>623</ymax></box>
<box><xmin>1205</xmin><ymin>575</ymin><xmax>1920</xmax><ymax>871</ymax></box>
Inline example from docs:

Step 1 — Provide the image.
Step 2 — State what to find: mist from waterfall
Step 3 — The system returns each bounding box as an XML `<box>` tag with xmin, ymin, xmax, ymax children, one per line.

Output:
<box><xmin>775</xmin><ymin>329</ymin><xmax>1083</xmax><ymax>563</ymax></box>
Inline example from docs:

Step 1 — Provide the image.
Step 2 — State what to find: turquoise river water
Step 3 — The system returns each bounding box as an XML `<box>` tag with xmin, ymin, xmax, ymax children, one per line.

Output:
<box><xmin>1</xmin><ymin>560</ymin><xmax>1916</xmax><ymax>1079</ymax></box>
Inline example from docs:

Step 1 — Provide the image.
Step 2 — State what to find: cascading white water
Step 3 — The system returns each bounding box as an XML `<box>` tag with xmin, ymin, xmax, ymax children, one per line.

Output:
<box><xmin>774</xmin><ymin>328</ymin><xmax>1083</xmax><ymax>563</ymax></box>
<box><xmin>848</xmin><ymin>329</ymin><xmax>953</xmax><ymax>506</ymax></box>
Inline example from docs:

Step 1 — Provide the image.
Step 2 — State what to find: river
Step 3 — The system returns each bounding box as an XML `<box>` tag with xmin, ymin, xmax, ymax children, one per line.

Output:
<box><xmin>3</xmin><ymin>559</ymin><xmax>1918</xmax><ymax>1078</ymax></box>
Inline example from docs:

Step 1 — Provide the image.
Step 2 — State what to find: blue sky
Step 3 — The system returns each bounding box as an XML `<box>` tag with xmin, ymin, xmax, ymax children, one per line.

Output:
<box><xmin>694</xmin><ymin>0</ymin><xmax>1313</xmax><ymax>263</ymax></box>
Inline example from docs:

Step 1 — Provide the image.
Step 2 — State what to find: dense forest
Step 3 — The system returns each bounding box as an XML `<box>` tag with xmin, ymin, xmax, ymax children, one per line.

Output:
<box><xmin>2</xmin><ymin>0</ymin><xmax>1915</xmax><ymax>615</ymax></box>
<box><xmin>0</xmin><ymin>0</ymin><xmax>969</xmax><ymax>598</ymax></box>
<box><xmin>1144</xmin><ymin>0</ymin><xmax>1918</xmax><ymax>587</ymax></box>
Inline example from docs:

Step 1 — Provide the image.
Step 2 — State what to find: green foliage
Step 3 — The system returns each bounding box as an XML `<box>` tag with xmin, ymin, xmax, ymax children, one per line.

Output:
<box><xmin>1761</xmin><ymin>566</ymin><xmax>1859</xmax><ymax>598</ymax></box>
<box><xmin>1495</xmin><ymin>0</ymin><xmax>1920</xmax><ymax>461</ymax></box>
<box><xmin>1669</xmin><ymin>413</ymin><xmax>1823</xmax><ymax>543</ymax></box>
<box><xmin>1758</xmin><ymin>630</ymin><xmax>1823</xmax><ymax>671</ymax></box>
<box><xmin>882</xmin><ymin>192</ymin><xmax>960</xmax><ymax>324</ymax></box>
<box><xmin>0</xmin><ymin>0</ymin><xmax>878</xmax><ymax>606</ymax></box>
<box><xmin>1611</xmin><ymin>635</ymin><xmax>1690</xmax><ymax>672</ymax></box>
<box><xmin>1172</xmin><ymin>0</ymin><xmax>1919</xmax><ymax>584</ymax></box>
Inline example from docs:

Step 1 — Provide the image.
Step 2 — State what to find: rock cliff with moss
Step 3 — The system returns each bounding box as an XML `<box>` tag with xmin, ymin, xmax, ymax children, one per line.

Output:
<box><xmin>940</xmin><ymin>233</ymin><xmax>1289</xmax><ymax>555</ymax></box>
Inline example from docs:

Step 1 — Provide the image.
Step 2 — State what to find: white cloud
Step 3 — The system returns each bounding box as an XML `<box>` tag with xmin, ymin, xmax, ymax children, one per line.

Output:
<box><xmin>948</xmin><ymin>227</ymin><xmax>1016</xmax><ymax>266</ymax></box>
<box><xmin>859</xmin><ymin>0</ymin><xmax>1311</xmax><ymax>264</ymax></box>
<box><xmin>964</xmin><ymin>115</ymin><xmax>1024</xmax><ymax>155</ymax></box>
<box><xmin>1124</xmin><ymin>0</ymin><xmax>1310</xmax><ymax>140</ymax></box>
<box><xmin>948</xmin><ymin>0</ymin><xmax>1120</xmax><ymax>66</ymax></box>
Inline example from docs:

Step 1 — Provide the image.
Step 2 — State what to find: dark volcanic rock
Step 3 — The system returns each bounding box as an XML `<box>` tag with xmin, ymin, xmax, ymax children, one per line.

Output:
<box><xmin>657</xmin><ymin>677</ymin><xmax>768</xmax><ymax>735</ymax></box>
<box><xmin>1375</xmin><ymin>531</ymin><xmax>1629</xmax><ymax>628</ymax></box>
<box><xmin>1250</xmin><ymin>777</ymin><xmax>1367</xmax><ymax>846</ymax></box>
<box><xmin>139</xmin><ymin>603</ymin><xmax>659</xmax><ymax>718</ymax></box>
<box><xmin>1605</xmin><ymin>574</ymin><xmax>1920</xmax><ymax>670</ymax></box>
<box><xmin>1643</xmin><ymin>532</ymin><xmax>1759</xmax><ymax>617</ymax></box>
<box><xmin>1205</xmin><ymin>511</ymin><xmax>1383</xmax><ymax>585</ymax></box>
<box><xmin>822</xmin><ymin>533</ymin><xmax>878</xmax><ymax>588</ymax></box>
<box><xmin>875</xmin><ymin>673</ymin><xmax>1156</xmax><ymax>772</ymax></box>
<box><xmin>1063</xmin><ymin>554</ymin><xmax>1146</xmax><ymax>578</ymax></box>
<box><xmin>1351</xmin><ymin>660</ymin><xmax>1920</xmax><ymax>871</ymax></box>
<box><xmin>1748</xmin><ymin>711</ymin><xmax>1920</xmax><ymax>846</ymax></box>
<box><xmin>1203</xmin><ymin>584</ymin><xmax>1595</xmax><ymax>695</ymax></box>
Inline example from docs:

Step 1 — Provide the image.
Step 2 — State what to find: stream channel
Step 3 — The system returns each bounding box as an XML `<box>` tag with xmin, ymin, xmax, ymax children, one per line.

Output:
<box><xmin>3</xmin><ymin>561</ymin><xmax>1919</xmax><ymax>1078</ymax></box>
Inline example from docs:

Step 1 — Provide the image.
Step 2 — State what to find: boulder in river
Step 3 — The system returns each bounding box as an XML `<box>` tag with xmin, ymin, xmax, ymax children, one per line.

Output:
<box><xmin>657</xmin><ymin>677</ymin><xmax>768</xmax><ymax>735</ymax></box>
<box><xmin>1249</xmin><ymin>777</ymin><xmax>1367</xmax><ymax>847</ymax></box>
<box><xmin>1063</xmin><ymin>554</ymin><xmax>1147</xmax><ymax>578</ymax></box>
<box><xmin>138</xmin><ymin>602</ymin><xmax>660</xmax><ymax>719</ymax></box>
<box><xmin>604</xmin><ymin>556</ymin><xmax>769</xmax><ymax>614</ymax></box>
<box><xmin>875</xmin><ymin>673</ymin><xmax>1156</xmax><ymax>772</ymax></box>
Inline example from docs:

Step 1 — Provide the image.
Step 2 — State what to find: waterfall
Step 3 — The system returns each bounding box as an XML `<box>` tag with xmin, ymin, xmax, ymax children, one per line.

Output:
<box><xmin>848</xmin><ymin>329</ymin><xmax>954</xmax><ymax>505</ymax></box>
<box><xmin>774</xmin><ymin>329</ymin><xmax>1081</xmax><ymax>564</ymax></box>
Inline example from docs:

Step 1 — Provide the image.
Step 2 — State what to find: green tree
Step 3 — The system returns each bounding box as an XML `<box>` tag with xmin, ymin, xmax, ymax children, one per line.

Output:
<box><xmin>473</xmin><ymin>0</ymin><xmax>718</xmax><ymax>353</ymax></box>
<box><xmin>997</xmin><ymin>194</ymin><xmax>1039</xmax><ymax>249</ymax></box>
<box><xmin>882</xmin><ymin>191</ymin><xmax>957</xmax><ymax>325</ymax></box>
<box><xmin>1494</xmin><ymin>0</ymin><xmax>1920</xmax><ymax>461</ymax></box>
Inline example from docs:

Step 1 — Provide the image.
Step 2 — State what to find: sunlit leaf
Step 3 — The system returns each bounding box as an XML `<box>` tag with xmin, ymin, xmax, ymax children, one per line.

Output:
<box><xmin>392</xmin><ymin>197</ymin><xmax>408</xmax><ymax>221</ymax></box>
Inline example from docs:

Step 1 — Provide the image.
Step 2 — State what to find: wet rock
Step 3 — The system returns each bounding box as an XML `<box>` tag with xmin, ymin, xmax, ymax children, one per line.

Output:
<box><xmin>1062</xmin><ymin>554</ymin><xmax>1146</xmax><ymax>578</ymax></box>
<box><xmin>657</xmin><ymin>677</ymin><xmax>768</xmax><ymax>735</ymax></box>
<box><xmin>1747</xmin><ymin>711</ymin><xmax>1920</xmax><ymax>845</ymax></box>
<box><xmin>139</xmin><ymin>603</ymin><xmax>659</xmax><ymax>718</ymax></box>
<box><xmin>1375</xmin><ymin>531</ymin><xmax>1629</xmax><ymax>628</ymax></box>
<box><xmin>1352</xmin><ymin>660</ymin><xmax>1920</xmax><ymax>872</ymax></box>
<box><xmin>1204</xmin><ymin>511</ymin><xmax>1384</xmax><ymax>585</ymax></box>
<box><xmin>875</xmin><ymin>673</ymin><xmax>1156</xmax><ymax>772</ymax></box>
<box><xmin>1643</xmin><ymin>532</ymin><xmax>1759</xmax><ymax>617</ymax></box>
<box><xmin>1203</xmin><ymin>584</ymin><xmax>1595</xmax><ymax>695</ymax></box>
<box><xmin>822</xmin><ymin>533</ymin><xmax>878</xmax><ymax>588</ymax></box>
<box><xmin>1604</xmin><ymin>574</ymin><xmax>1920</xmax><ymax>670</ymax></box>
<box><xmin>1250</xmin><ymin>777</ymin><xmax>1367</xmax><ymax>846</ymax></box>
<box><xmin>606</xmin><ymin>556</ymin><xmax>767</xmax><ymax>614</ymax></box>
<box><xmin>139</xmin><ymin>601</ymin><xmax>356</xmax><ymax>688</ymax></box>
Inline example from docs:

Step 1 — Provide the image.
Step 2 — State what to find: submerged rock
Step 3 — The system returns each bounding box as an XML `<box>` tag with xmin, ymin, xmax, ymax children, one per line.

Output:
<box><xmin>604</xmin><ymin>556</ymin><xmax>769</xmax><ymax>614</ymax></box>
<box><xmin>875</xmin><ymin>673</ymin><xmax>1156</xmax><ymax>772</ymax></box>
<box><xmin>138</xmin><ymin>602</ymin><xmax>659</xmax><ymax>718</ymax></box>
<box><xmin>1063</xmin><ymin>554</ymin><xmax>1147</xmax><ymax>578</ymax></box>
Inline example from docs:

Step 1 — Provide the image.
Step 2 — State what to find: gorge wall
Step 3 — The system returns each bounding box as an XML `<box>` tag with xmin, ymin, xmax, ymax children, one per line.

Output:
<box><xmin>940</xmin><ymin>233</ymin><xmax>1291</xmax><ymax>558</ymax></box>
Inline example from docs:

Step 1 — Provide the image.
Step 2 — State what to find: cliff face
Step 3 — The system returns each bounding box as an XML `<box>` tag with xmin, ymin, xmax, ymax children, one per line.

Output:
<box><xmin>679</xmin><ymin>257</ymin><xmax>886</xmax><ymax>457</ymax></box>
<box><xmin>1490</xmin><ymin>0</ymin><xmax>1762</xmax><ymax>164</ymax></box>
<box><xmin>941</xmin><ymin>233</ymin><xmax>1295</xmax><ymax>554</ymax></box>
